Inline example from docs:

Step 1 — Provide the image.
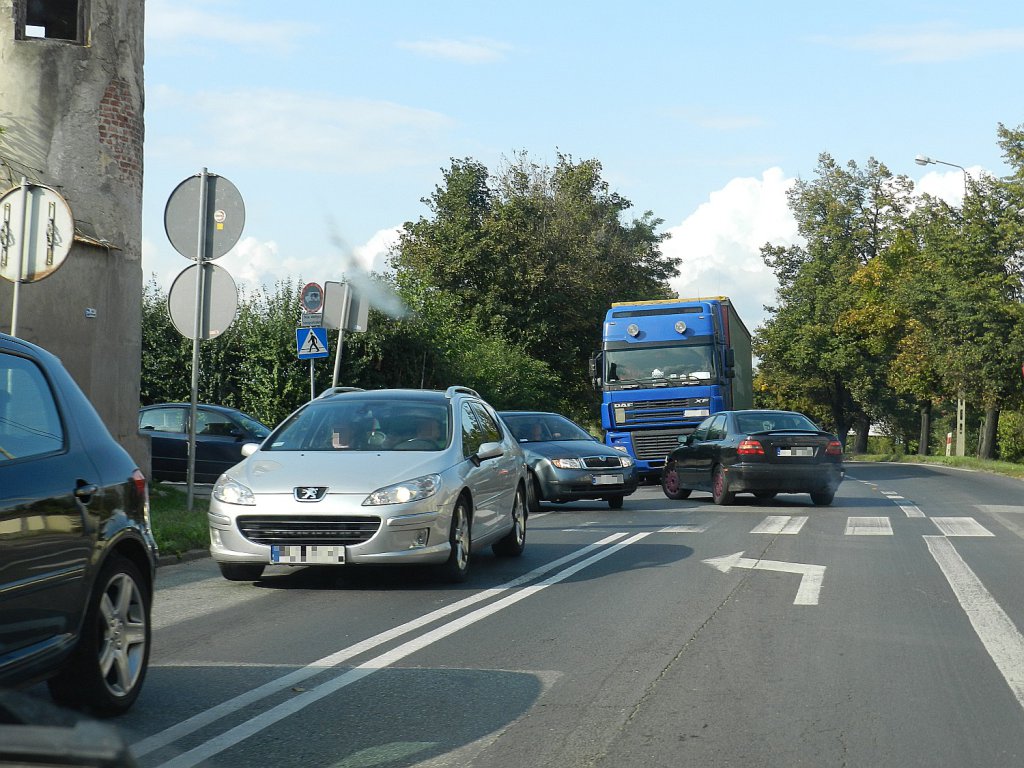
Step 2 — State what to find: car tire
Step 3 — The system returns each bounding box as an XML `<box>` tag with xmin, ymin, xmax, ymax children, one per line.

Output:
<box><xmin>661</xmin><ymin>464</ymin><xmax>692</xmax><ymax>500</ymax></box>
<box><xmin>810</xmin><ymin>490</ymin><xmax>835</xmax><ymax>506</ymax></box>
<box><xmin>439</xmin><ymin>496</ymin><xmax>471</xmax><ymax>583</ymax></box>
<box><xmin>493</xmin><ymin>484</ymin><xmax>527</xmax><ymax>557</ymax></box>
<box><xmin>218</xmin><ymin>562</ymin><xmax>265</xmax><ymax>581</ymax></box>
<box><xmin>47</xmin><ymin>555</ymin><xmax>151</xmax><ymax>716</ymax></box>
<box><xmin>711</xmin><ymin>465</ymin><xmax>735</xmax><ymax>505</ymax></box>
<box><xmin>607</xmin><ymin>496</ymin><xmax>624</xmax><ymax>509</ymax></box>
<box><xmin>754</xmin><ymin>491</ymin><xmax>777</xmax><ymax>502</ymax></box>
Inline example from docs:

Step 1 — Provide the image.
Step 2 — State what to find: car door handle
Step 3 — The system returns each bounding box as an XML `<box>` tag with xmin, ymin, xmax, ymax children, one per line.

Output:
<box><xmin>75</xmin><ymin>482</ymin><xmax>99</xmax><ymax>502</ymax></box>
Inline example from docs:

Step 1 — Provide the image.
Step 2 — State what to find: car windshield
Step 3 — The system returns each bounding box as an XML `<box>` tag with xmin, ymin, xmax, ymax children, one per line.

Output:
<box><xmin>502</xmin><ymin>413</ymin><xmax>593</xmax><ymax>443</ymax></box>
<box><xmin>237</xmin><ymin>412</ymin><xmax>271</xmax><ymax>439</ymax></box>
<box><xmin>263</xmin><ymin>397</ymin><xmax>450</xmax><ymax>451</ymax></box>
<box><xmin>736</xmin><ymin>412</ymin><xmax>820</xmax><ymax>434</ymax></box>
<box><xmin>605</xmin><ymin>344</ymin><xmax>715</xmax><ymax>384</ymax></box>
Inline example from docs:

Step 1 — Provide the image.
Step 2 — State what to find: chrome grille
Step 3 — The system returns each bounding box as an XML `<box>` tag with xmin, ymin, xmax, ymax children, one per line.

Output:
<box><xmin>237</xmin><ymin>516</ymin><xmax>381</xmax><ymax>547</ymax></box>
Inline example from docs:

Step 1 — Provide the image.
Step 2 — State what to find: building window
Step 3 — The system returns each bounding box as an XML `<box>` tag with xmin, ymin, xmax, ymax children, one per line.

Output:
<box><xmin>16</xmin><ymin>0</ymin><xmax>88</xmax><ymax>44</ymax></box>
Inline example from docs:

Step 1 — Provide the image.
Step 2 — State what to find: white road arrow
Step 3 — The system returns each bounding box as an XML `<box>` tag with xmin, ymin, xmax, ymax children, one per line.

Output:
<box><xmin>703</xmin><ymin>551</ymin><xmax>826</xmax><ymax>605</ymax></box>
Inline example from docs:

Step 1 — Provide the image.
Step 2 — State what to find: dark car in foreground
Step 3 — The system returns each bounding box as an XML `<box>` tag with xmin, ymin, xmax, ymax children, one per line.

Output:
<box><xmin>139</xmin><ymin>403</ymin><xmax>270</xmax><ymax>483</ymax></box>
<box><xmin>0</xmin><ymin>333</ymin><xmax>158</xmax><ymax>716</ymax></box>
<box><xmin>661</xmin><ymin>409</ymin><xmax>844</xmax><ymax>505</ymax></box>
<box><xmin>498</xmin><ymin>410</ymin><xmax>638</xmax><ymax>511</ymax></box>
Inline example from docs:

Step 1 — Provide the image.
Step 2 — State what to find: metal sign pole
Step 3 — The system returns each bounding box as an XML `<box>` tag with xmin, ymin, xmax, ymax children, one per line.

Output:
<box><xmin>331</xmin><ymin>283</ymin><xmax>352</xmax><ymax>387</ymax></box>
<box><xmin>9</xmin><ymin>178</ymin><xmax>28</xmax><ymax>337</ymax></box>
<box><xmin>310</xmin><ymin>358</ymin><xmax>315</xmax><ymax>401</ymax></box>
<box><xmin>187</xmin><ymin>169</ymin><xmax>210</xmax><ymax>512</ymax></box>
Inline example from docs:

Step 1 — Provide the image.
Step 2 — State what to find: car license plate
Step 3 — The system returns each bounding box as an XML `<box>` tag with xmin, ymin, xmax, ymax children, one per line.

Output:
<box><xmin>271</xmin><ymin>545</ymin><xmax>345</xmax><ymax>564</ymax></box>
<box><xmin>593</xmin><ymin>474</ymin><xmax>623</xmax><ymax>485</ymax></box>
<box><xmin>777</xmin><ymin>447</ymin><xmax>814</xmax><ymax>457</ymax></box>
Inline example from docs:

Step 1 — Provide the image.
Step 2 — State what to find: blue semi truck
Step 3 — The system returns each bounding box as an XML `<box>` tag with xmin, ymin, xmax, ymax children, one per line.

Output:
<box><xmin>591</xmin><ymin>296</ymin><xmax>753</xmax><ymax>480</ymax></box>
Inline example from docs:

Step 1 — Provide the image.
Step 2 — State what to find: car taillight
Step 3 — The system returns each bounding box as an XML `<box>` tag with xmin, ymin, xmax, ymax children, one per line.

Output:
<box><xmin>737</xmin><ymin>439</ymin><xmax>764</xmax><ymax>455</ymax></box>
<box><xmin>826</xmin><ymin>441</ymin><xmax>843</xmax><ymax>456</ymax></box>
<box><xmin>132</xmin><ymin>469</ymin><xmax>151</xmax><ymax>527</ymax></box>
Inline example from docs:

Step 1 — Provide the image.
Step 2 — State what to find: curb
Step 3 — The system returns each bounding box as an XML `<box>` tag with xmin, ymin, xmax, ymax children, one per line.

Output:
<box><xmin>158</xmin><ymin>549</ymin><xmax>210</xmax><ymax>567</ymax></box>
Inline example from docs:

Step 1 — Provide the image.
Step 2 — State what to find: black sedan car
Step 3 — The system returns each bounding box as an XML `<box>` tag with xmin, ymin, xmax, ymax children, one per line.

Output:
<box><xmin>661</xmin><ymin>409</ymin><xmax>844</xmax><ymax>505</ymax></box>
<box><xmin>139</xmin><ymin>403</ymin><xmax>270</xmax><ymax>483</ymax></box>
<box><xmin>498</xmin><ymin>410</ymin><xmax>638</xmax><ymax>511</ymax></box>
<box><xmin>0</xmin><ymin>333</ymin><xmax>158</xmax><ymax>715</ymax></box>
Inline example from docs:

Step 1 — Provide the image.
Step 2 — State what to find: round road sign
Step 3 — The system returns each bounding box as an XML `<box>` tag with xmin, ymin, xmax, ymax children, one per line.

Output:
<box><xmin>164</xmin><ymin>173</ymin><xmax>245</xmax><ymax>261</ymax></box>
<box><xmin>0</xmin><ymin>183</ymin><xmax>74</xmax><ymax>283</ymax></box>
<box><xmin>300</xmin><ymin>282</ymin><xmax>324</xmax><ymax>313</ymax></box>
<box><xmin>167</xmin><ymin>262</ymin><xmax>239</xmax><ymax>340</ymax></box>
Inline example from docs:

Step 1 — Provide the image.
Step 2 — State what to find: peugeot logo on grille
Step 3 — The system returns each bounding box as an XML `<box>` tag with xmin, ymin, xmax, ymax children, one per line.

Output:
<box><xmin>294</xmin><ymin>486</ymin><xmax>328</xmax><ymax>502</ymax></box>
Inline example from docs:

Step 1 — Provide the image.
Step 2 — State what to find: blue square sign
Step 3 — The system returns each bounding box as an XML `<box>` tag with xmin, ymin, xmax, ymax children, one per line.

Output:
<box><xmin>296</xmin><ymin>327</ymin><xmax>329</xmax><ymax>359</ymax></box>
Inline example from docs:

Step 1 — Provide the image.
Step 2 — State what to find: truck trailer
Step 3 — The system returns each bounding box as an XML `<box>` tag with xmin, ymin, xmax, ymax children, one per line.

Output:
<box><xmin>592</xmin><ymin>297</ymin><xmax>753</xmax><ymax>480</ymax></box>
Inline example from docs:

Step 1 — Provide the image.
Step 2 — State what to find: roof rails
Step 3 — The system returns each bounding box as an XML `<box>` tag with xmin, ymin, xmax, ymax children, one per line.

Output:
<box><xmin>316</xmin><ymin>386</ymin><xmax>365</xmax><ymax>399</ymax></box>
<box><xmin>445</xmin><ymin>385</ymin><xmax>480</xmax><ymax>400</ymax></box>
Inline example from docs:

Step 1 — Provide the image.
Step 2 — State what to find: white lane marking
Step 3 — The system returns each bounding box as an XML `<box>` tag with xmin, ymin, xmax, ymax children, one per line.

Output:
<box><xmin>153</xmin><ymin>531</ymin><xmax>652</xmax><ymax>768</ymax></box>
<box><xmin>975</xmin><ymin>505</ymin><xmax>1024</xmax><ymax>515</ymax></box>
<box><xmin>750</xmin><ymin>516</ymin><xmax>807</xmax><ymax>535</ymax></box>
<box><xmin>925</xmin><ymin>536</ymin><xmax>1024</xmax><ymax>711</ymax></box>
<box><xmin>134</xmin><ymin>533</ymin><xmax>628</xmax><ymax>759</ymax></box>
<box><xmin>898</xmin><ymin>503</ymin><xmax>925</xmax><ymax>518</ymax></box>
<box><xmin>844</xmin><ymin>517</ymin><xmax>893</xmax><ymax>536</ymax></box>
<box><xmin>659</xmin><ymin>523</ymin><xmax>711</xmax><ymax>533</ymax></box>
<box><xmin>931</xmin><ymin>517</ymin><xmax>994</xmax><ymax>537</ymax></box>
<box><xmin>702</xmin><ymin>552</ymin><xmax>826</xmax><ymax>605</ymax></box>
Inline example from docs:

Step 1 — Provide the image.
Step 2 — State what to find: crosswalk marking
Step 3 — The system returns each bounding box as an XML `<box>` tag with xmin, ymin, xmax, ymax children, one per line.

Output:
<box><xmin>750</xmin><ymin>515</ymin><xmax>808</xmax><ymax>535</ymax></box>
<box><xmin>845</xmin><ymin>517</ymin><xmax>893</xmax><ymax>536</ymax></box>
<box><xmin>897</xmin><ymin>503</ymin><xmax>925</xmax><ymax>518</ymax></box>
<box><xmin>931</xmin><ymin>517</ymin><xmax>994</xmax><ymax>537</ymax></box>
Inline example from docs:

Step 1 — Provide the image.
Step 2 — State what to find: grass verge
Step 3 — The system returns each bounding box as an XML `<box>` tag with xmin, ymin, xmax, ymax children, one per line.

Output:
<box><xmin>149</xmin><ymin>482</ymin><xmax>210</xmax><ymax>559</ymax></box>
<box><xmin>847</xmin><ymin>452</ymin><xmax>1024</xmax><ymax>481</ymax></box>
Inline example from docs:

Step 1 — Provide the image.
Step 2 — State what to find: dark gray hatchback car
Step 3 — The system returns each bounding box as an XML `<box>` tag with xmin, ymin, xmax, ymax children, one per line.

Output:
<box><xmin>0</xmin><ymin>333</ymin><xmax>158</xmax><ymax>716</ymax></box>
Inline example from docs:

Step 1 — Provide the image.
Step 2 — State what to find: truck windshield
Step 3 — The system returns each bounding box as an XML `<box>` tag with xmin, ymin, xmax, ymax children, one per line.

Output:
<box><xmin>605</xmin><ymin>345</ymin><xmax>716</xmax><ymax>384</ymax></box>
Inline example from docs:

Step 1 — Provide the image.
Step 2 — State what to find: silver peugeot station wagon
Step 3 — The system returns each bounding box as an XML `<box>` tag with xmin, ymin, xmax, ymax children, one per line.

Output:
<box><xmin>208</xmin><ymin>386</ymin><xmax>528</xmax><ymax>583</ymax></box>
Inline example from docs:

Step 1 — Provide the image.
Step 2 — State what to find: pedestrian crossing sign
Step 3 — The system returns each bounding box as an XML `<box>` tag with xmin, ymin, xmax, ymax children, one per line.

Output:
<box><xmin>296</xmin><ymin>327</ymin><xmax>329</xmax><ymax>359</ymax></box>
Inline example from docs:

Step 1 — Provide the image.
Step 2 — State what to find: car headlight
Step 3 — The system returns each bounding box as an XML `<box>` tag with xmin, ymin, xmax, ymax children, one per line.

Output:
<box><xmin>213</xmin><ymin>476</ymin><xmax>256</xmax><ymax>506</ymax></box>
<box><xmin>551</xmin><ymin>458</ymin><xmax>584</xmax><ymax>470</ymax></box>
<box><xmin>619</xmin><ymin>455</ymin><xmax>635</xmax><ymax>467</ymax></box>
<box><xmin>364</xmin><ymin>474</ymin><xmax>440</xmax><ymax>506</ymax></box>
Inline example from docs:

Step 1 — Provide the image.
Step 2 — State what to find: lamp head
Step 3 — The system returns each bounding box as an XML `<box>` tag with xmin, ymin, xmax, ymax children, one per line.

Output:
<box><xmin>915</xmin><ymin>154</ymin><xmax>933</xmax><ymax>166</ymax></box>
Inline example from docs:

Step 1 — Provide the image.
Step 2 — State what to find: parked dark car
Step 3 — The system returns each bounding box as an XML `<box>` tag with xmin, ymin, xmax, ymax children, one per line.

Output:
<box><xmin>139</xmin><ymin>403</ymin><xmax>270</xmax><ymax>483</ymax></box>
<box><xmin>0</xmin><ymin>333</ymin><xmax>158</xmax><ymax>716</ymax></box>
<box><xmin>661</xmin><ymin>409</ymin><xmax>844</xmax><ymax>505</ymax></box>
<box><xmin>498</xmin><ymin>410</ymin><xmax>638</xmax><ymax>511</ymax></box>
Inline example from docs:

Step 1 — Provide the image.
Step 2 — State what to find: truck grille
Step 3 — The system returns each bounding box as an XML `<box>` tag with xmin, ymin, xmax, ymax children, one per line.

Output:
<box><xmin>632</xmin><ymin>429</ymin><xmax>692</xmax><ymax>461</ymax></box>
<box><xmin>613</xmin><ymin>398</ymin><xmax>710</xmax><ymax>426</ymax></box>
<box><xmin>237</xmin><ymin>516</ymin><xmax>381</xmax><ymax>547</ymax></box>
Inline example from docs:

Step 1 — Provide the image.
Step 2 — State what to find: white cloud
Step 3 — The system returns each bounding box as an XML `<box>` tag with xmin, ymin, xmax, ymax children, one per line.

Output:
<box><xmin>397</xmin><ymin>38</ymin><xmax>513</xmax><ymax>63</ymax></box>
<box><xmin>818</xmin><ymin>23</ymin><xmax>1024</xmax><ymax>63</ymax></box>
<box><xmin>145</xmin><ymin>0</ymin><xmax>313</xmax><ymax>53</ymax></box>
<box><xmin>912</xmin><ymin>166</ymin><xmax>983</xmax><ymax>207</ymax></box>
<box><xmin>146</xmin><ymin>89</ymin><xmax>454</xmax><ymax>174</ymax></box>
<box><xmin>663</xmin><ymin>168</ymin><xmax>799</xmax><ymax>334</ymax></box>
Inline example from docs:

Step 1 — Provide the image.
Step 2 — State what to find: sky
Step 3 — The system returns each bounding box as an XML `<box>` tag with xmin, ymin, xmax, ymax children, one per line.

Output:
<box><xmin>140</xmin><ymin>1</ymin><xmax>1024</xmax><ymax>336</ymax></box>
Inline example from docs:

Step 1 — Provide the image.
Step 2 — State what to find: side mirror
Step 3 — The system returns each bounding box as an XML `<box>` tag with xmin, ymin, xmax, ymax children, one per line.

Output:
<box><xmin>241</xmin><ymin>443</ymin><xmax>260</xmax><ymax>457</ymax></box>
<box><xmin>472</xmin><ymin>441</ymin><xmax>504</xmax><ymax>466</ymax></box>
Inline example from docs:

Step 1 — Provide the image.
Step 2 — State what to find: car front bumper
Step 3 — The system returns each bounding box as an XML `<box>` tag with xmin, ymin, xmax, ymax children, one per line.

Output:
<box><xmin>535</xmin><ymin>465</ymin><xmax>639</xmax><ymax>503</ymax></box>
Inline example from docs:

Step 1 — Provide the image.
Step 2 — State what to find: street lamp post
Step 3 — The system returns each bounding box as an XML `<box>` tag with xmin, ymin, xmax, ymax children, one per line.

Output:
<box><xmin>915</xmin><ymin>154</ymin><xmax>969</xmax><ymax>457</ymax></box>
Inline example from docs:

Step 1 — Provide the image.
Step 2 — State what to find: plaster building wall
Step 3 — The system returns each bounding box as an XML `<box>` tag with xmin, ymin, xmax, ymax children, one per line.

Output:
<box><xmin>0</xmin><ymin>0</ymin><xmax>148</xmax><ymax>470</ymax></box>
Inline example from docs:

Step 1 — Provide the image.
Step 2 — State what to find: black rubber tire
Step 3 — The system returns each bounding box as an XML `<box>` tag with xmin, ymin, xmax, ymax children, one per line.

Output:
<box><xmin>218</xmin><ymin>562</ymin><xmax>265</xmax><ymax>581</ymax></box>
<box><xmin>810</xmin><ymin>490</ymin><xmax>835</xmax><ymax>506</ymax></box>
<box><xmin>47</xmin><ymin>555</ymin><xmax>151</xmax><ymax>716</ymax></box>
<box><xmin>711</xmin><ymin>464</ymin><xmax>735</xmax><ymax>505</ymax></box>
<box><xmin>493</xmin><ymin>484</ymin><xmax>527</xmax><ymax>557</ymax></box>
<box><xmin>607</xmin><ymin>496</ymin><xmax>624</xmax><ymax>509</ymax></box>
<box><xmin>439</xmin><ymin>496</ymin><xmax>472</xmax><ymax>582</ymax></box>
<box><xmin>661</xmin><ymin>464</ymin><xmax>692</xmax><ymax>500</ymax></box>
